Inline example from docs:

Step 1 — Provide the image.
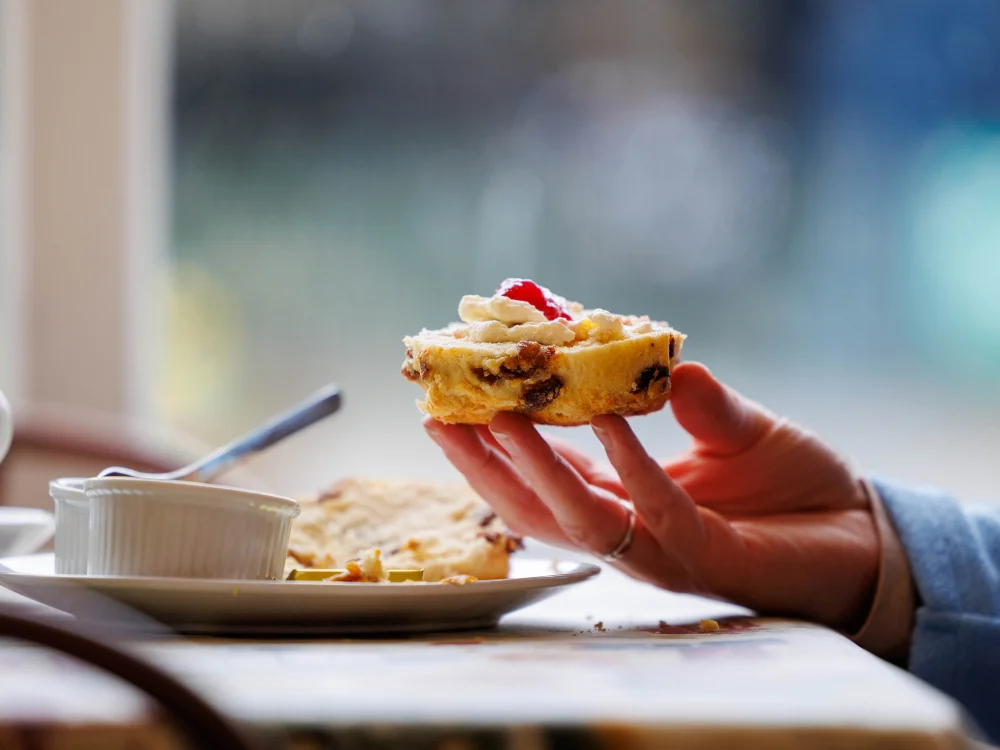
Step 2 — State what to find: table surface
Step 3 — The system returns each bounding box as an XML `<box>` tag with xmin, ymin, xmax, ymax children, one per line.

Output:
<box><xmin>0</xmin><ymin>559</ymin><xmax>974</xmax><ymax>750</ymax></box>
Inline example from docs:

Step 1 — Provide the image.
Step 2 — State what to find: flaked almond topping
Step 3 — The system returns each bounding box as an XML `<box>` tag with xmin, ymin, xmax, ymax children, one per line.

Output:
<box><xmin>478</xmin><ymin>530</ymin><xmax>525</xmax><ymax>554</ymax></box>
<box><xmin>317</xmin><ymin>478</ymin><xmax>355</xmax><ymax>503</ymax></box>
<box><xmin>327</xmin><ymin>560</ymin><xmax>365</xmax><ymax>582</ymax></box>
<box><xmin>479</xmin><ymin>531</ymin><xmax>500</xmax><ymax>545</ymax></box>
<box><xmin>439</xmin><ymin>574</ymin><xmax>478</xmax><ymax>586</ymax></box>
<box><xmin>287</xmin><ymin>549</ymin><xmax>315</xmax><ymax>567</ymax></box>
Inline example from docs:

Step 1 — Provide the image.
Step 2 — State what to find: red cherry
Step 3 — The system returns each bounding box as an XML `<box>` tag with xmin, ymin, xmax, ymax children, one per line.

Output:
<box><xmin>496</xmin><ymin>278</ymin><xmax>572</xmax><ymax>321</ymax></box>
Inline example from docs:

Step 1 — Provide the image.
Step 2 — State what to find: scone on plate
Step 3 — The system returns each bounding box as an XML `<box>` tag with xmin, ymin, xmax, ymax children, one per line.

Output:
<box><xmin>402</xmin><ymin>279</ymin><xmax>685</xmax><ymax>425</ymax></box>
<box><xmin>286</xmin><ymin>478</ymin><xmax>521</xmax><ymax>582</ymax></box>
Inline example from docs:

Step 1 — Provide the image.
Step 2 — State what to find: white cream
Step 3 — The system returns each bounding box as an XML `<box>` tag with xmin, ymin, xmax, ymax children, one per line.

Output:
<box><xmin>587</xmin><ymin>309</ymin><xmax>624</xmax><ymax>342</ymax></box>
<box><xmin>460</xmin><ymin>320</ymin><xmax>577</xmax><ymax>346</ymax></box>
<box><xmin>459</xmin><ymin>295</ymin><xmax>548</xmax><ymax>325</ymax></box>
<box><xmin>453</xmin><ymin>292</ymin><xmax>634</xmax><ymax>346</ymax></box>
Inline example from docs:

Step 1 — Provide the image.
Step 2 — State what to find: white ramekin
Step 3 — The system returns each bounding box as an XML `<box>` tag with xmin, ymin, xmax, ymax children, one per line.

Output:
<box><xmin>83</xmin><ymin>478</ymin><xmax>300</xmax><ymax>580</ymax></box>
<box><xmin>49</xmin><ymin>478</ymin><xmax>91</xmax><ymax>574</ymax></box>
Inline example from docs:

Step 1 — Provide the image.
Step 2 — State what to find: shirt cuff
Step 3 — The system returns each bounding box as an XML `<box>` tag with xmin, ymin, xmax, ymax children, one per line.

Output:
<box><xmin>848</xmin><ymin>479</ymin><xmax>917</xmax><ymax>665</ymax></box>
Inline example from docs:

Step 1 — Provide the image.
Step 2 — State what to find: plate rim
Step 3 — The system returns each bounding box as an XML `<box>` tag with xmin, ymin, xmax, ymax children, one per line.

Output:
<box><xmin>0</xmin><ymin>510</ymin><xmax>55</xmax><ymax>557</ymax></box>
<box><xmin>0</xmin><ymin>507</ymin><xmax>55</xmax><ymax>526</ymax></box>
<box><xmin>0</xmin><ymin>554</ymin><xmax>600</xmax><ymax>597</ymax></box>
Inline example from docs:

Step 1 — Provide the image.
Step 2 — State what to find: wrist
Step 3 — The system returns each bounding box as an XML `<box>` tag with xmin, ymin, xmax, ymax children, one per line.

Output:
<box><xmin>848</xmin><ymin>479</ymin><xmax>916</xmax><ymax>665</ymax></box>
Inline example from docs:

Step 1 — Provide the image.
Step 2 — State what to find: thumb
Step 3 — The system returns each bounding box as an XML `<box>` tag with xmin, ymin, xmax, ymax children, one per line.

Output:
<box><xmin>669</xmin><ymin>362</ymin><xmax>774</xmax><ymax>456</ymax></box>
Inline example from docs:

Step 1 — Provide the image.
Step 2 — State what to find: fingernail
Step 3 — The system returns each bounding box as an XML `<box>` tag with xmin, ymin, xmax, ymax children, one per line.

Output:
<box><xmin>490</xmin><ymin>427</ymin><xmax>519</xmax><ymax>456</ymax></box>
<box><xmin>424</xmin><ymin>421</ymin><xmax>442</xmax><ymax>441</ymax></box>
<box><xmin>591</xmin><ymin>422</ymin><xmax>610</xmax><ymax>446</ymax></box>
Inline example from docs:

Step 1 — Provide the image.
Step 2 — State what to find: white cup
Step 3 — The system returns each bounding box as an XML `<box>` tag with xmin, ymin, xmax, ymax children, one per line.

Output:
<box><xmin>49</xmin><ymin>478</ymin><xmax>90</xmax><ymax>574</ymax></box>
<box><xmin>0</xmin><ymin>389</ymin><xmax>12</xmax><ymax>467</ymax></box>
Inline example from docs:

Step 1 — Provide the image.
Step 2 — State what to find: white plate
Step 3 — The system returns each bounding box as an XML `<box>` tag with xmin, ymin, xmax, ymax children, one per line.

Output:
<box><xmin>0</xmin><ymin>509</ymin><xmax>55</xmax><ymax>557</ymax></box>
<box><xmin>0</xmin><ymin>554</ymin><xmax>599</xmax><ymax>636</ymax></box>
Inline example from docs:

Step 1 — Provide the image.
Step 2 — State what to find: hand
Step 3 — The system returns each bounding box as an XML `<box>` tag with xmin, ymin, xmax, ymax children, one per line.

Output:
<box><xmin>423</xmin><ymin>362</ymin><xmax>879</xmax><ymax>631</ymax></box>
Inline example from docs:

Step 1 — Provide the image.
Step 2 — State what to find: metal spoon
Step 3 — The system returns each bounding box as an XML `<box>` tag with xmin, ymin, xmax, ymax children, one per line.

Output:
<box><xmin>98</xmin><ymin>384</ymin><xmax>342</xmax><ymax>483</ymax></box>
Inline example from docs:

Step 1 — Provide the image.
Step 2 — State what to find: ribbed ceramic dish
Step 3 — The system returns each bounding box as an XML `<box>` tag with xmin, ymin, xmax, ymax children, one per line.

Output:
<box><xmin>83</xmin><ymin>478</ymin><xmax>300</xmax><ymax>580</ymax></box>
<box><xmin>49</xmin><ymin>478</ymin><xmax>90</xmax><ymax>574</ymax></box>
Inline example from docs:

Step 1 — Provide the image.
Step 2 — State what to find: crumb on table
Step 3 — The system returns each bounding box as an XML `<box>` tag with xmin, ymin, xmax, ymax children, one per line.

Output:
<box><xmin>699</xmin><ymin>618</ymin><xmax>721</xmax><ymax>632</ymax></box>
<box><xmin>594</xmin><ymin>621</ymin><xmax>607</xmax><ymax>633</ymax></box>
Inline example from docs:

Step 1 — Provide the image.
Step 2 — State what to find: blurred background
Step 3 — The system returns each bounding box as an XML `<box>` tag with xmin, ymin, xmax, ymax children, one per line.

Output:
<box><xmin>1</xmin><ymin>0</ymin><xmax>999</xmax><ymax>505</ymax></box>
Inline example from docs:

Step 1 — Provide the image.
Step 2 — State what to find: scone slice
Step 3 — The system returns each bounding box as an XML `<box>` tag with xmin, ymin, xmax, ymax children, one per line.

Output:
<box><xmin>403</xmin><ymin>325</ymin><xmax>683</xmax><ymax>426</ymax></box>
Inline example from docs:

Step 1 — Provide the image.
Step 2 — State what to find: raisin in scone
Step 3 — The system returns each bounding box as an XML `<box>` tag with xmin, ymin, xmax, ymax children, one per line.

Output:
<box><xmin>402</xmin><ymin>279</ymin><xmax>685</xmax><ymax>426</ymax></box>
<box><xmin>286</xmin><ymin>478</ymin><xmax>521</xmax><ymax>582</ymax></box>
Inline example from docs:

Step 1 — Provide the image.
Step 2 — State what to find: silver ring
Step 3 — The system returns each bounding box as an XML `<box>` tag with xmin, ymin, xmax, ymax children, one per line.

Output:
<box><xmin>601</xmin><ymin>502</ymin><xmax>637</xmax><ymax>562</ymax></box>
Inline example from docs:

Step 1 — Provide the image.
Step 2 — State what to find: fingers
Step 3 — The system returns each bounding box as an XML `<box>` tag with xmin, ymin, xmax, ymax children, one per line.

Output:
<box><xmin>423</xmin><ymin>418</ymin><xmax>564</xmax><ymax>543</ymax></box>
<box><xmin>540</xmin><ymin>435</ymin><xmax>626</xmax><ymax>497</ymax></box>
<box><xmin>669</xmin><ymin>362</ymin><xmax>774</xmax><ymax>457</ymax></box>
<box><xmin>432</xmin><ymin>414</ymin><xmax>726</xmax><ymax>593</ymax></box>
<box><xmin>475</xmin><ymin>425</ymin><xmax>623</xmax><ymax>496</ymax></box>
<box><xmin>472</xmin><ymin>424</ymin><xmax>510</xmax><ymax>457</ymax></box>
<box><xmin>487</xmin><ymin>414</ymin><xmax>689</xmax><ymax>583</ymax></box>
<box><xmin>591</xmin><ymin>415</ymin><xmax>709</xmax><ymax>563</ymax></box>
<box><xmin>487</xmin><ymin>413</ymin><xmax>628</xmax><ymax>554</ymax></box>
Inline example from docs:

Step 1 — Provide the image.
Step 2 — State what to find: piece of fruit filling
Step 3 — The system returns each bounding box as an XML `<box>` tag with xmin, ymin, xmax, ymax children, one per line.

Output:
<box><xmin>497</xmin><ymin>278</ymin><xmax>572</xmax><ymax>321</ymax></box>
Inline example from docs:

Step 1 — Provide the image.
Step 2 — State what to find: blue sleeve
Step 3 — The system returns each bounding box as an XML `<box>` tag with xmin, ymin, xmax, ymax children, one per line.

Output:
<box><xmin>872</xmin><ymin>478</ymin><xmax>1000</xmax><ymax>744</ymax></box>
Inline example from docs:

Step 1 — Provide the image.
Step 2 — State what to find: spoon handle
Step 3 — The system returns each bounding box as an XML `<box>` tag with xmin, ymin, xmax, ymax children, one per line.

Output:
<box><xmin>183</xmin><ymin>384</ymin><xmax>342</xmax><ymax>483</ymax></box>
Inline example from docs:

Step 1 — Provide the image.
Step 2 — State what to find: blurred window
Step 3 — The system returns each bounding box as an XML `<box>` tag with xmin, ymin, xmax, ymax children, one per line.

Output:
<box><xmin>165</xmin><ymin>0</ymin><xmax>1000</xmax><ymax>499</ymax></box>
<box><xmin>0</xmin><ymin>0</ymin><xmax>17</xmax><ymax>393</ymax></box>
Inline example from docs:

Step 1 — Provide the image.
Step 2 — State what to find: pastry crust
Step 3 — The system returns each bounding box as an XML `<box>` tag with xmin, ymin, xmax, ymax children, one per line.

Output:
<box><xmin>286</xmin><ymin>478</ymin><xmax>521</xmax><ymax>582</ymax></box>
<box><xmin>403</xmin><ymin>321</ymin><xmax>684</xmax><ymax>426</ymax></box>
